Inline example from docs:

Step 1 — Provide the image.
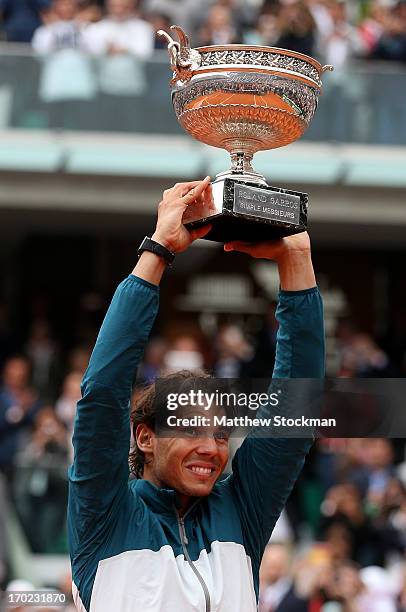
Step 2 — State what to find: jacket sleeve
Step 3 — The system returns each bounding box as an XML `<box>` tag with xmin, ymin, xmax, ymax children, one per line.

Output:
<box><xmin>67</xmin><ymin>275</ymin><xmax>159</xmax><ymax>552</ymax></box>
<box><xmin>231</xmin><ymin>286</ymin><xmax>325</xmax><ymax>565</ymax></box>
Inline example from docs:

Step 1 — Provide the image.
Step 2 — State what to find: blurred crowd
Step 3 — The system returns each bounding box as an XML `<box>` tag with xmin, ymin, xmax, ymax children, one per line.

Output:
<box><xmin>259</xmin><ymin>437</ymin><xmax>406</xmax><ymax>611</ymax></box>
<box><xmin>1</xmin><ymin>283</ymin><xmax>406</xmax><ymax>609</ymax></box>
<box><xmin>0</xmin><ymin>0</ymin><xmax>405</xmax><ymax>65</ymax></box>
<box><xmin>0</xmin><ymin>0</ymin><xmax>403</xmax><ymax>136</ymax></box>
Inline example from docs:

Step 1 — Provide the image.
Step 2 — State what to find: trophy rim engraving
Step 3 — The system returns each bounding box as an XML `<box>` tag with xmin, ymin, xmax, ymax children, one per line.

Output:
<box><xmin>186</xmin><ymin>68</ymin><xmax>321</xmax><ymax>90</ymax></box>
<box><xmin>196</xmin><ymin>44</ymin><xmax>325</xmax><ymax>74</ymax></box>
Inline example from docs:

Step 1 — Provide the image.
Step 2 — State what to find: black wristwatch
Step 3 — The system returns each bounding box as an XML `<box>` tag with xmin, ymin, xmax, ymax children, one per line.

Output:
<box><xmin>137</xmin><ymin>236</ymin><xmax>175</xmax><ymax>267</ymax></box>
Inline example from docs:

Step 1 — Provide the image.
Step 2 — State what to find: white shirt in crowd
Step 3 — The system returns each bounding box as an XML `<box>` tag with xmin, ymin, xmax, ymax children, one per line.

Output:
<box><xmin>259</xmin><ymin>577</ymin><xmax>292</xmax><ymax>612</ymax></box>
<box><xmin>84</xmin><ymin>17</ymin><xmax>154</xmax><ymax>58</ymax></box>
<box><xmin>32</xmin><ymin>20</ymin><xmax>88</xmax><ymax>55</ymax></box>
<box><xmin>32</xmin><ymin>20</ymin><xmax>96</xmax><ymax>102</ymax></box>
<box><xmin>84</xmin><ymin>16</ymin><xmax>154</xmax><ymax>95</ymax></box>
<box><xmin>310</xmin><ymin>3</ymin><xmax>365</xmax><ymax>68</ymax></box>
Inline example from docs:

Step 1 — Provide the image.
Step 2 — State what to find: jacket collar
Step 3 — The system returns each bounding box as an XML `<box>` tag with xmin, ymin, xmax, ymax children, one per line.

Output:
<box><xmin>134</xmin><ymin>479</ymin><xmax>201</xmax><ymax>517</ymax></box>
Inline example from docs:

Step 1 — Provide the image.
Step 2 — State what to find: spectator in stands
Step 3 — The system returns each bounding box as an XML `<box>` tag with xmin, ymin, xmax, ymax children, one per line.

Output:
<box><xmin>136</xmin><ymin>336</ymin><xmax>168</xmax><ymax>384</ymax></box>
<box><xmin>84</xmin><ymin>0</ymin><xmax>153</xmax><ymax>129</ymax></box>
<box><xmin>145</xmin><ymin>0</ymin><xmax>200</xmax><ymax>38</ymax></box>
<box><xmin>320</xmin><ymin>483</ymin><xmax>380</xmax><ymax>566</ymax></box>
<box><xmin>32</xmin><ymin>0</ymin><xmax>90</xmax><ymax>60</ymax></box>
<box><xmin>335</xmin><ymin>317</ymin><xmax>358</xmax><ymax>375</ymax></box>
<box><xmin>164</xmin><ymin>335</ymin><xmax>204</xmax><ymax>373</ymax></box>
<box><xmin>272</xmin><ymin>544</ymin><xmax>335</xmax><ymax>609</ymax></box>
<box><xmin>315</xmin><ymin>0</ymin><xmax>365</xmax><ymax>67</ymax></box>
<box><xmin>243</xmin><ymin>9</ymin><xmax>278</xmax><ymax>46</ymax></box>
<box><xmin>55</xmin><ymin>371</ymin><xmax>82</xmax><ymax>431</ymax></box>
<box><xmin>259</xmin><ymin>544</ymin><xmax>293</xmax><ymax>611</ymax></box>
<box><xmin>67</xmin><ymin>345</ymin><xmax>91</xmax><ymax>375</ymax></box>
<box><xmin>0</xmin><ymin>0</ymin><xmax>51</xmax><ymax>43</ymax></box>
<box><xmin>14</xmin><ymin>406</ymin><xmax>69</xmax><ymax>553</ymax></box>
<box><xmin>32</xmin><ymin>0</ymin><xmax>97</xmax><ymax>127</ymax></box>
<box><xmin>25</xmin><ymin>318</ymin><xmax>59</xmax><ymax>399</ymax></box>
<box><xmin>307</xmin><ymin>0</ymin><xmax>335</xmax><ymax>44</ymax></box>
<box><xmin>211</xmin><ymin>0</ymin><xmax>258</xmax><ymax>34</ymax></box>
<box><xmin>58</xmin><ymin>571</ymin><xmax>77</xmax><ymax>611</ymax></box>
<box><xmin>20</xmin><ymin>405</ymin><xmax>68</xmax><ymax>462</ymax></box>
<box><xmin>275</xmin><ymin>0</ymin><xmax>317</xmax><ymax>57</ymax></box>
<box><xmin>147</xmin><ymin>10</ymin><xmax>172</xmax><ymax>50</ymax></box>
<box><xmin>196</xmin><ymin>4</ymin><xmax>239</xmax><ymax>46</ymax></box>
<box><xmin>376</xmin><ymin>478</ymin><xmax>406</xmax><ymax>562</ymax></box>
<box><xmin>55</xmin><ymin>371</ymin><xmax>82</xmax><ymax>458</ymax></box>
<box><xmin>371</xmin><ymin>0</ymin><xmax>406</xmax><ymax>61</ymax></box>
<box><xmin>360</xmin><ymin>438</ymin><xmax>395</xmax><ymax>503</ymax></box>
<box><xmin>329</xmin><ymin>561</ymin><xmax>367</xmax><ymax>610</ymax></box>
<box><xmin>0</xmin><ymin>356</ymin><xmax>41</xmax><ymax>477</ymax></box>
<box><xmin>76</xmin><ymin>0</ymin><xmax>102</xmax><ymax>24</ymax></box>
<box><xmin>358</xmin><ymin>565</ymin><xmax>398</xmax><ymax>611</ymax></box>
<box><xmin>84</xmin><ymin>0</ymin><xmax>154</xmax><ymax>61</ymax></box>
<box><xmin>214</xmin><ymin>324</ymin><xmax>254</xmax><ymax>377</ymax></box>
<box><xmin>358</xmin><ymin>0</ymin><xmax>390</xmax><ymax>56</ymax></box>
<box><xmin>339</xmin><ymin>332</ymin><xmax>395</xmax><ymax>377</ymax></box>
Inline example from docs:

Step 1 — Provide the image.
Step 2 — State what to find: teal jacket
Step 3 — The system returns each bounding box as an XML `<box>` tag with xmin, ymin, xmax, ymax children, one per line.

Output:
<box><xmin>68</xmin><ymin>274</ymin><xmax>325</xmax><ymax>612</ymax></box>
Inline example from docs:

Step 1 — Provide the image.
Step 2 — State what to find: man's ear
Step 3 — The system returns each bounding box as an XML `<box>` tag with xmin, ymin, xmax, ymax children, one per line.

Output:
<box><xmin>136</xmin><ymin>423</ymin><xmax>155</xmax><ymax>455</ymax></box>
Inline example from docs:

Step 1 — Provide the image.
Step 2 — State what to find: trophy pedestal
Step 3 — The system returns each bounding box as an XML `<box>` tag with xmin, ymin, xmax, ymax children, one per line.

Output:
<box><xmin>183</xmin><ymin>177</ymin><xmax>308</xmax><ymax>243</ymax></box>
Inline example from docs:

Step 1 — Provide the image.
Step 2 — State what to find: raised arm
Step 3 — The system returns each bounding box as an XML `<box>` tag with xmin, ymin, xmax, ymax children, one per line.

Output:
<box><xmin>67</xmin><ymin>276</ymin><xmax>159</xmax><ymax>547</ymax></box>
<box><xmin>68</xmin><ymin>178</ymin><xmax>213</xmax><ymax>550</ymax></box>
<box><xmin>225</xmin><ymin>233</ymin><xmax>325</xmax><ymax>567</ymax></box>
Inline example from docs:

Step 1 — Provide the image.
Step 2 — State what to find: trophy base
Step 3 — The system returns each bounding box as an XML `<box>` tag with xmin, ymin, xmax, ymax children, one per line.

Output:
<box><xmin>183</xmin><ymin>177</ymin><xmax>308</xmax><ymax>244</ymax></box>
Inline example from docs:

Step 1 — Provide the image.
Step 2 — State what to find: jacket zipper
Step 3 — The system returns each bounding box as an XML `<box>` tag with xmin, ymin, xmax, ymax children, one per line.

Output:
<box><xmin>177</xmin><ymin>510</ymin><xmax>211</xmax><ymax>612</ymax></box>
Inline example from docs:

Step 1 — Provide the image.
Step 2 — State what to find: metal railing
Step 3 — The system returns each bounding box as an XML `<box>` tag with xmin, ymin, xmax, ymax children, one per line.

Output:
<box><xmin>0</xmin><ymin>45</ymin><xmax>405</xmax><ymax>145</ymax></box>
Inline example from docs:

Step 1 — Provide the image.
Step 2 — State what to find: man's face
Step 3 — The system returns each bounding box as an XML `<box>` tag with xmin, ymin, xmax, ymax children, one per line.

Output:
<box><xmin>3</xmin><ymin>357</ymin><xmax>30</xmax><ymax>390</ymax></box>
<box><xmin>54</xmin><ymin>0</ymin><xmax>78</xmax><ymax>20</ymax></box>
<box><xmin>138</xmin><ymin>406</ymin><xmax>230</xmax><ymax>500</ymax></box>
<box><xmin>150</xmin><ymin>432</ymin><xmax>229</xmax><ymax>498</ymax></box>
<box><xmin>260</xmin><ymin>545</ymin><xmax>290</xmax><ymax>587</ymax></box>
<box><xmin>107</xmin><ymin>0</ymin><xmax>133</xmax><ymax>20</ymax></box>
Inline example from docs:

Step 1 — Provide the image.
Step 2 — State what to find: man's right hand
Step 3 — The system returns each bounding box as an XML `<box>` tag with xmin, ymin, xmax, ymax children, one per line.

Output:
<box><xmin>132</xmin><ymin>177</ymin><xmax>214</xmax><ymax>285</ymax></box>
<box><xmin>152</xmin><ymin>177</ymin><xmax>214</xmax><ymax>253</ymax></box>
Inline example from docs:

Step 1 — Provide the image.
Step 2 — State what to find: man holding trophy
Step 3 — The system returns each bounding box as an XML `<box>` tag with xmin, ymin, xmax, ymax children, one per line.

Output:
<box><xmin>68</xmin><ymin>26</ymin><xmax>327</xmax><ymax>612</ymax></box>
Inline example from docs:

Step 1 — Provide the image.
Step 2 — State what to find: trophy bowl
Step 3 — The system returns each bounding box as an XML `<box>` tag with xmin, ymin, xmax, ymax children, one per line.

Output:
<box><xmin>159</xmin><ymin>26</ymin><xmax>333</xmax><ymax>242</ymax></box>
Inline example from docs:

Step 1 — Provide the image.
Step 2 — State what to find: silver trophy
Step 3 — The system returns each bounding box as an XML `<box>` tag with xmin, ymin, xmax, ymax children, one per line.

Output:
<box><xmin>159</xmin><ymin>25</ymin><xmax>333</xmax><ymax>243</ymax></box>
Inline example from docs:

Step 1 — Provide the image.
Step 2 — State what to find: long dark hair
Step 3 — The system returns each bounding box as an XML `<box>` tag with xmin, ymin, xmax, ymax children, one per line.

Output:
<box><xmin>129</xmin><ymin>369</ymin><xmax>210</xmax><ymax>478</ymax></box>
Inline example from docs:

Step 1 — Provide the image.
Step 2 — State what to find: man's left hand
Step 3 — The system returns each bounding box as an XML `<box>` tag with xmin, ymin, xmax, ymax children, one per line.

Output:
<box><xmin>224</xmin><ymin>232</ymin><xmax>316</xmax><ymax>291</ymax></box>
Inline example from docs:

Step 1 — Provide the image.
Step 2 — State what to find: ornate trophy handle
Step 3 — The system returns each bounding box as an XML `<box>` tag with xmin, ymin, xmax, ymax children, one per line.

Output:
<box><xmin>157</xmin><ymin>25</ymin><xmax>201</xmax><ymax>79</ymax></box>
<box><xmin>322</xmin><ymin>65</ymin><xmax>334</xmax><ymax>72</ymax></box>
<box><xmin>157</xmin><ymin>29</ymin><xmax>180</xmax><ymax>70</ymax></box>
<box><xmin>170</xmin><ymin>25</ymin><xmax>190</xmax><ymax>54</ymax></box>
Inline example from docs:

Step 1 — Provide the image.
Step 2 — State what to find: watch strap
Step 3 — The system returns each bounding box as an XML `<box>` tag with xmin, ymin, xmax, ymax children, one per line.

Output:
<box><xmin>137</xmin><ymin>236</ymin><xmax>175</xmax><ymax>266</ymax></box>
